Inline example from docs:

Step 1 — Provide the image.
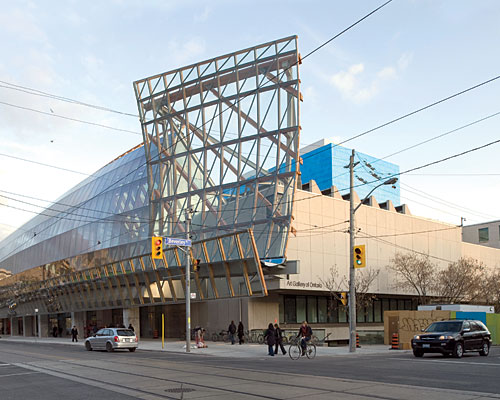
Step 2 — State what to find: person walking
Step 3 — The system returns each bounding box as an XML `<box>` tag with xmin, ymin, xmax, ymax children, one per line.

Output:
<box><xmin>237</xmin><ymin>321</ymin><xmax>245</xmax><ymax>345</ymax></box>
<box><xmin>264</xmin><ymin>323</ymin><xmax>276</xmax><ymax>356</ymax></box>
<box><xmin>228</xmin><ymin>320</ymin><xmax>236</xmax><ymax>345</ymax></box>
<box><xmin>71</xmin><ymin>326</ymin><xmax>78</xmax><ymax>342</ymax></box>
<box><xmin>274</xmin><ymin>323</ymin><xmax>286</xmax><ymax>355</ymax></box>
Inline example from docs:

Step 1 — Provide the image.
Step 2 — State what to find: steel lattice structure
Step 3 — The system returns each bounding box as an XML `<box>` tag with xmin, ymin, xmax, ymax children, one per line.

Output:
<box><xmin>134</xmin><ymin>36</ymin><xmax>301</xmax><ymax>261</ymax></box>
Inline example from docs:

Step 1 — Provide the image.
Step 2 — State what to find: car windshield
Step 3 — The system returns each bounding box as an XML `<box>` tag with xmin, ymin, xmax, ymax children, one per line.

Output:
<box><xmin>425</xmin><ymin>321</ymin><xmax>462</xmax><ymax>333</ymax></box>
<box><xmin>117</xmin><ymin>329</ymin><xmax>135</xmax><ymax>336</ymax></box>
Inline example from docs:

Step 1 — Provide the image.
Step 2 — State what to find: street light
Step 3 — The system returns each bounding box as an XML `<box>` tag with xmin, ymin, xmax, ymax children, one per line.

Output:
<box><xmin>347</xmin><ymin>150</ymin><xmax>398</xmax><ymax>353</ymax></box>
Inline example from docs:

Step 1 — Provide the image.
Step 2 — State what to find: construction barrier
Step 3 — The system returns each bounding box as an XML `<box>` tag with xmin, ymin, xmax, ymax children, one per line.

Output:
<box><xmin>356</xmin><ymin>332</ymin><xmax>361</xmax><ymax>348</ymax></box>
<box><xmin>390</xmin><ymin>333</ymin><xmax>399</xmax><ymax>350</ymax></box>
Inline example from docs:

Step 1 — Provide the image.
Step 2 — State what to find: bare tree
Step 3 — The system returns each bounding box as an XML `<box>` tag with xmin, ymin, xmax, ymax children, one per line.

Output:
<box><xmin>320</xmin><ymin>265</ymin><xmax>380</xmax><ymax>317</ymax></box>
<box><xmin>387</xmin><ymin>252</ymin><xmax>436</xmax><ymax>305</ymax></box>
<box><xmin>435</xmin><ymin>257</ymin><xmax>484</xmax><ymax>304</ymax></box>
<box><xmin>356</xmin><ymin>268</ymin><xmax>380</xmax><ymax>313</ymax></box>
<box><xmin>481</xmin><ymin>268</ymin><xmax>500</xmax><ymax>312</ymax></box>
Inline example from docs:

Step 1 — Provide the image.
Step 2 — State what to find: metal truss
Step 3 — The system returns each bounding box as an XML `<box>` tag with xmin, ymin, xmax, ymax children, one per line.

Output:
<box><xmin>133</xmin><ymin>36</ymin><xmax>301</xmax><ymax>261</ymax></box>
<box><xmin>0</xmin><ymin>230</ymin><xmax>266</xmax><ymax>316</ymax></box>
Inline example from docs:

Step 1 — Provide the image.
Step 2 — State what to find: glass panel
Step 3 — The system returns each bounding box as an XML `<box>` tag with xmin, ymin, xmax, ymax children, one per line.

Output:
<box><xmin>398</xmin><ymin>299</ymin><xmax>406</xmax><ymax>310</ymax></box>
<box><xmin>390</xmin><ymin>299</ymin><xmax>397</xmax><ymax>310</ymax></box>
<box><xmin>382</xmin><ymin>299</ymin><xmax>390</xmax><ymax>321</ymax></box>
<box><xmin>374</xmin><ymin>299</ymin><xmax>382</xmax><ymax>322</ymax></box>
<box><xmin>307</xmin><ymin>297</ymin><xmax>318</xmax><ymax>323</ymax></box>
<box><xmin>366</xmin><ymin>302</ymin><xmax>374</xmax><ymax>322</ymax></box>
<box><xmin>318</xmin><ymin>297</ymin><xmax>327</xmax><ymax>323</ymax></box>
<box><xmin>338</xmin><ymin>304</ymin><xmax>347</xmax><ymax>323</ymax></box>
<box><xmin>296</xmin><ymin>296</ymin><xmax>306</xmax><ymax>323</ymax></box>
<box><xmin>327</xmin><ymin>298</ymin><xmax>338</xmax><ymax>323</ymax></box>
<box><xmin>284</xmin><ymin>296</ymin><xmax>295</xmax><ymax>324</ymax></box>
<box><xmin>357</xmin><ymin>307</ymin><xmax>365</xmax><ymax>323</ymax></box>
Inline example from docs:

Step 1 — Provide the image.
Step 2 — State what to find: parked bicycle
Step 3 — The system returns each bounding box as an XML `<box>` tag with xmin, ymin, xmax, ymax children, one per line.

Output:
<box><xmin>248</xmin><ymin>330</ymin><xmax>265</xmax><ymax>344</ymax></box>
<box><xmin>288</xmin><ymin>337</ymin><xmax>316</xmax><ymax>360</ymax></box>
<box><xmin>211</xmin><ymin>329</ymin><xmax>229</xmax><ymax>342</ymax></box>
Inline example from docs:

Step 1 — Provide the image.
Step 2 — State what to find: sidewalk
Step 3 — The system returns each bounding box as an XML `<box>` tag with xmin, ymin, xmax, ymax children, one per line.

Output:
<box><xmin>0</xmin><ymin>335</ymin><xmax>408</xmax><ymax>357</ymax></box>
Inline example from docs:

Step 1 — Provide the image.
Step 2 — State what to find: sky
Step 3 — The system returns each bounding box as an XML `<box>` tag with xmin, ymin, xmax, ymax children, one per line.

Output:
<box><xmin>0</xmin><ymin>0</ymin><xmax>499</xmax><ymax>241</ymax></box>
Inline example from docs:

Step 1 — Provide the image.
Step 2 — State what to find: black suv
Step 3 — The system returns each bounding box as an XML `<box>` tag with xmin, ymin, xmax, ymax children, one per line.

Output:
<box><xmin>411</xmin><ymin>319</ymin><xmax>491</xmax><ymax>358</ymax></box>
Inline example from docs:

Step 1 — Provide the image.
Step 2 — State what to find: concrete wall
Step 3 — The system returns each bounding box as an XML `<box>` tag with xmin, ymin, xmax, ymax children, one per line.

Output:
<box><xmin>123</xmin><ymin>308</ymin><xmax>140</xmax><ymax>338</ymax></box>
<box><xmin>283</xmin><ymin>189</ymin><xmax>500</xmax><ymax>297</ymax></box>
<box><xmin>462</xmin><ymin>221</ymin><xmax>500</xmax><ymax>249</ymax></box>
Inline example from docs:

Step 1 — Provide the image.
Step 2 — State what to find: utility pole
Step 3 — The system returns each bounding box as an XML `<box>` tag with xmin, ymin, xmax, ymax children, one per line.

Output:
<box><xmin>185</xmin><ymin>209</ymin><xmax>191</xmax><ymax>353</ymax></box>
<box><xmin>348</xmin><ymin>149</ymin><xmax>357</xmax><ymax>353</ymax></box>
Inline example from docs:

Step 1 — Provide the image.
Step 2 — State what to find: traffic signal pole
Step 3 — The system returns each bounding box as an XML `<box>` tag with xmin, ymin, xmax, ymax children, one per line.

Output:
<box><xmin>348</xmin><ymin>149</ymin><xmax>357</xmax><ymax>353</ymax></box>
<box><xmin>185</xmin><ymin>210</ymin><xmax>191</xmax><ymax>353</ymax></box>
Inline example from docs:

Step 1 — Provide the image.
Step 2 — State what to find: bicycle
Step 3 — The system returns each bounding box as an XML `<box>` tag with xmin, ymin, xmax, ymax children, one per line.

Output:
<box><xmin>211</xmin><ymin>330</ymin><xmax>229</xmax><ymax>342</ymax></box>
<box><xmin>288</xmin><ymin>337</ymin><xmax>316</xmax><ymax>360</ymax></box>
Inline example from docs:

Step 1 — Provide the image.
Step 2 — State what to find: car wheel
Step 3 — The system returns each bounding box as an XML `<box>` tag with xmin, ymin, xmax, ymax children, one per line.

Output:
<box><xmin>106</xmin><ymin>342</ymin><xmax>114</xmax><ymax>352</ymax></box>
<box><xmin>413</xmin><ymin>349</ymin><xmax>424</xmax><ymax>357</ymax></box>
<box><xmin>479</xmin><ymin>341</ymin><xmax>490</xmax><ymax>356</ymax></box>
<box><xmin>85</xmin><ymin>341</ymin><xmax>92</xmax><ymax>351</ymax></box>
<box><xmin>453</xmin><ymin>342</ymin><xmax>464</xmax><ymax>358</ymax></box>
<box><xmin>129</xmin><ymin>348</ymin><xmax>136</xmax><ymax>352</ymax></box>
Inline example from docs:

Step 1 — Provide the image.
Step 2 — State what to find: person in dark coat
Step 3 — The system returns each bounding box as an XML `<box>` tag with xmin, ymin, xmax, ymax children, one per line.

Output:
<box><xmin>71</xmin><ymin>326</ymin><xmax>78</xmax><ymax>342</ymax></box>
<box><xmin>128</xmin><ymin>323</ymin><xmax>134</xmax><ymax>332</ymax></box>
<box><xmin>274</xmin><ymin>323</ymin><xmax>286</xmax><ymax>355</ymax></box>
<box><xmin>237</xmin><ymin>321</ymin><xmax>245</xmax><ymax>345</ymax></box>
<box><xmin>228</xmin><ymin>321</ymin><xmax>236</xmax><ymax>345</ymax></box>
<box><xmin>52</xmin><ymin>326</ymin><xmax>58</xmax><ymax>337</ymax></box>
<box><xmin>264</xmin><ymin>323</ymin><xmax>276</xmax><ymax>356</ymax></box>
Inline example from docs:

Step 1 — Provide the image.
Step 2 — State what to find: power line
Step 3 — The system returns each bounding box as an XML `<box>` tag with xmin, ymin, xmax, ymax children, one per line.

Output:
<box><xmin>0</xmin><ymin>80</ymin><xmax>138</xmax><ymax>117</ymax></box>
<box><xmin>0</xmin><ymin>100</ymin><xmax>142</xmax><ymax>135</ymax></box>
<box><xmin>0</xmin><ymin>152</ymin><xmax>91</xmax><ymax>176</ymax></box>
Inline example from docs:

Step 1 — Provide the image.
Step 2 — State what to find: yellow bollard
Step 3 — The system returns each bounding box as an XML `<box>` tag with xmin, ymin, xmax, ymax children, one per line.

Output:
<box><xmin>162</xmin><ymin>313</ymin><xmax>165</xmax><ymax>349</ymax></box>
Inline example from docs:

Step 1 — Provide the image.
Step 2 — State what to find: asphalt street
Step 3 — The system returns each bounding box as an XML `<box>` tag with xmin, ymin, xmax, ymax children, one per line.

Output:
<box><xmin>0</xmin><ymin>340</ymin><xmax>499</xmax><ymax>399</ymax></box>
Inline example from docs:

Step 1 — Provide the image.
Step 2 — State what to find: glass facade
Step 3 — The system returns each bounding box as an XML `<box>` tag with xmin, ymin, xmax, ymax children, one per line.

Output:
<box><xmin>0</xmin><ymin>145</ymin><xmax>150</xmax><ymax>275</ymax></box>
<box><xmin>279</xmin><ymin>294</ymin><xmax>415</xmax><ymax>324</ymax></box>
<box><xmin>299</xmin><ymin>143</ymin><xmax>400</xmax><ymax>205</ymax></box>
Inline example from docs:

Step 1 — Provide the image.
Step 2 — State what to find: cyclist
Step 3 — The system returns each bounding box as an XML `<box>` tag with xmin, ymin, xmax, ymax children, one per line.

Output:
<box><xmin>297</xmin><ymin>321</ymin><xmax>312</xmax><ymax>356</ymax></box>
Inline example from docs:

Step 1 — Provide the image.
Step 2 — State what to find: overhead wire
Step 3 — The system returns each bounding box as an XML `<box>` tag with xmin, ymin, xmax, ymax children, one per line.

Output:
<box><xmin>1</xmin><ymin>1</ymin><xmax>395</xmax><ymax>260</ymax></box>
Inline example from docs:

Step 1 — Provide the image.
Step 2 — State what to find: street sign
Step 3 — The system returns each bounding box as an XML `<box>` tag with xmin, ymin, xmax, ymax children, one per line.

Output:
<box><xmin>165</xmin><ymin>237</ymin><xmax>192</xmax><ymax>247</ymax></box>
<box><xmin>190</xmin><ymin>293</ymin><xmax>196</xmax><ymax>299</ymax></box>
<box><xmin>340</xmin><ymin>292</ymin><xmax>348</xmax><ymax>306</ymax></box>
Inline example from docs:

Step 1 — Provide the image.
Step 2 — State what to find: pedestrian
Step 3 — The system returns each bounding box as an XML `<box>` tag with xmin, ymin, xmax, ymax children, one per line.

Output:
<box><xmin>237</xmin><ymin>321</ymin><xmax>245</xmax><ymax>345</ymax></box>
<box><xmin>274</xmin><ymin>323</ymin><xmax>286</xmax><ymax>355</ymax></box>
<box><xmin>128</xmin><ymin>323</ymin><xmax>134</xmax><ymax>332</ymax></box>
<box><xmin>228</xmin><ymin>320</ymin><xmax>236</xmax><ymax>345</ymax></box>
<box><xmin>264</xmin><ymin>323</ymin><xmax>275</xmax><ymax>356</ymax></box>
<box><xmin>52</xmin><ymin>326</ymin><xmax>57</xmax><ymax>338</ymax></box>
<box><xmin>71</xmin><ymin>326</ymin><xmax>78</xmax><ymax>342</ymax></box>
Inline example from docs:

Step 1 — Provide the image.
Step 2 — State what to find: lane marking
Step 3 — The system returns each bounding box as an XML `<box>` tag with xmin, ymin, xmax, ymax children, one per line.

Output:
<box><xmin>390</xmin><ymin>358</ymin><xmax>500</xmax><ymax>367</ymax></box>
<box><xmin>0</xmin><ymin>364</ymin><xmax>11</xmax><ymax>366</ymax></box>
<box><xmin>0</xmin><ymin>371</ymin><xmax>41</xmax><ymax>378</ymax></box>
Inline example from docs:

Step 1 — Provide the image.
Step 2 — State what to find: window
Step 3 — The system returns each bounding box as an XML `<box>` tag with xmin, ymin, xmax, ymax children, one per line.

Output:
<box><xmin>318</xmin><ymin>297</ymin><xmax>328</xmax><ymax>323</ymax></box>
<box><xmin>479</xmin><ymin>227</ymin><xmax>489</xmax><ymax>243</ymax></box>
<box><xmin>307</xmin><ymin>297</ymin><xmax>318</xmax><ymax>323</ymax></box>
<box><xmin>296</xmin><ymin>296</ymin><xmax>306</xmax><ymax>323</ymax></box>
<box><xmin>284</xmin><ymin>297</ymin><xmax>296</xmax><ymax>323</ymax></box>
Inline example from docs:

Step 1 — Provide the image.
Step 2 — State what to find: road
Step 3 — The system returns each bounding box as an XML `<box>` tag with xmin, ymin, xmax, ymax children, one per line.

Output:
<box><xmin>0</xmin><ymin>341</ymin><xmax>499</xmax><ymax>399</ymax></box>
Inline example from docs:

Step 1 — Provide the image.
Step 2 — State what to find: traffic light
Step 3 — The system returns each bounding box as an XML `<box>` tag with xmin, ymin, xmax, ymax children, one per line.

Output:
<box><xmin>340</xmin><ymin>292</ymin><xmax>348</xmax><ymax>306</ymax></box>
<box><xmin>353</xmin><ymin>245</ymin><xmax>366</xmax><ymax>268</ymax></box>
<box><xmin>193</xmin><ymin>259</ymin><xmax>201</xmax><ymax>272</ymax></box>
<box><xmin>152</xmin><ymin>236</ymin><xmax>163</xmax><ymax>259</ymax></box>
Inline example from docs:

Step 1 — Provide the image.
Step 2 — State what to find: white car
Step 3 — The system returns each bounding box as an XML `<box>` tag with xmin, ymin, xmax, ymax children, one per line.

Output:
<box><xmin>85</xmin><ymin>328</ymin><xmax>138</xmax><ymax>352</ymax></box>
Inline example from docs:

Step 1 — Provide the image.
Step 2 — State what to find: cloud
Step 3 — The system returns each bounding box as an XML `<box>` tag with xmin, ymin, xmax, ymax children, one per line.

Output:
<box><xmin>330</xmin><ymin>52</ymin><xmax>412</xmax><ymax>104</ymax></box>
<box><xmin>167</xmin><ymin>37</ymin><xmax>206</xmax><ymax>66</ymax></box>
<box><xmin>194</xmin><ymin>6</ymin><xmax>211</xmax><ymax>22</ymax></box>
